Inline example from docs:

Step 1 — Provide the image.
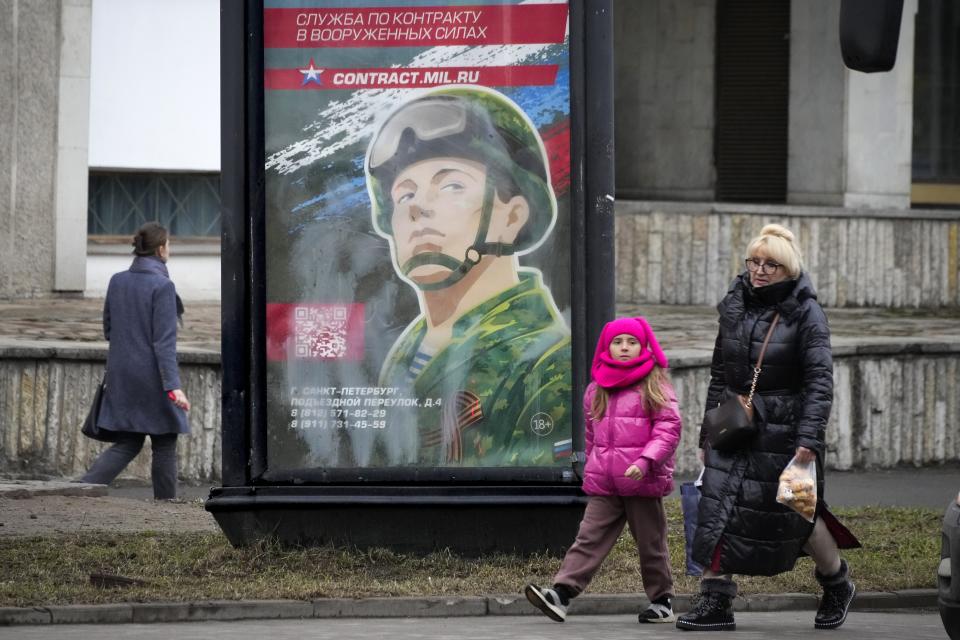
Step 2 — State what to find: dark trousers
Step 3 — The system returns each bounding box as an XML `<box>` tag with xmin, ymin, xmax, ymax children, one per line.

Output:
<box><xmin>553</xmin><ymin>495</ymin><xmax>674</xmax><ymax>603</ymax></box>
<box><xmin>82</xmin><ymin>432</ymin><xmax>179</xmax><ymax>499</ymax></box>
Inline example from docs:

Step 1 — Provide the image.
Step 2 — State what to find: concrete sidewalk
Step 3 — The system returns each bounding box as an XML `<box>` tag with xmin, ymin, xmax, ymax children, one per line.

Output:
<box><xmin>673</xmin><ymin>464</ymin><xmax>960</xmax><ymax>509</ymax></box>
<box><xmin>97</xmin><ymin>464</ymin><xmax>960</xmax><ymax>508</ymax></box>
<box><xmin>0</xmin><ymin>297</ymin><xmax>220</xmax><ymax>352</ymax></box>
<box><xmin>3</xmin><ymin>463</ymin><xmax>957</xmax><ymax>506</ymax></box>
<box><xmin>0</xmin><ymin>612</ymin><xmax>950</xmax><ymax>640</ymax></box>
<box><xmin>0</xmin><ymin>590</ymin><xmax>942</xmax><ymax>627</ymax></box>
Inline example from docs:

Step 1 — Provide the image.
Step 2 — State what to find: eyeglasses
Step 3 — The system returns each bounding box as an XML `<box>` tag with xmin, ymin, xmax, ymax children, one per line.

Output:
<box><xmin>745</xmin><ymin>258</ymin><xmax>783</xmax><ymax>275</ymax></box>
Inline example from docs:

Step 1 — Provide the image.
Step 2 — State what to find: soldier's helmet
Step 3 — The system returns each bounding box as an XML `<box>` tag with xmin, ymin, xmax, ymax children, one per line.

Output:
<box><xmin>365</xmin><ymin>85</ymin><xmax>557</xmax><ymax>256</ymax></box>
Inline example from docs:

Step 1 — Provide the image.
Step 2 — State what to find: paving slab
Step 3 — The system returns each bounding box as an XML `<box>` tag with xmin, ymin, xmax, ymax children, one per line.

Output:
<box><xmin>2</xmin><ymin>298</ymin><xmax>960</xmax><ymax>357</ymax></box>
<box><xmin>0</xmin><ymin>298</ymin><xmax>219</xmax><ymax>351</ymax></box>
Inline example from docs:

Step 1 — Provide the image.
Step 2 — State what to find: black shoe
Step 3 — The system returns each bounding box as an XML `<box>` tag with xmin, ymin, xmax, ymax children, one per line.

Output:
<box><xmin>676</xmin><ymin>592</ymin><xmax>736</xmax><ymax>631</ymax></box>
<box><xmin>638</xmin><ymin>596</ymin><xmax>676</xmax><ymax>623</ymax></box>
<box><xmin>524</xmin><ymin>583</ymin><xmax>568</xmax><ymax>622</ymax></box>
<box><xmin>815</xmin><ymin>560</ymin><xmax>856</xmax><ymax>629</ymax></box>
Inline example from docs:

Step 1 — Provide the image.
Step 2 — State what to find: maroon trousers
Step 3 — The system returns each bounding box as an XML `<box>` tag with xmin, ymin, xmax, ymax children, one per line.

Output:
<box><xmin>553</xmin><ymin>495</ymin><xmax>674</xmax><ymax>602</ymax></box>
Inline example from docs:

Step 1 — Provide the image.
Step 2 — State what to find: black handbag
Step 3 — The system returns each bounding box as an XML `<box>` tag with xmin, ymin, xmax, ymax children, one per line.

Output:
<box><xmin>81</xmin><ymin>379</ymin><xmax>116</xmax><ymax>442</ymax></box>
<box><xmin>703</xmin><ymin>313</ymin><xmax>780</xmax><ymax>450</ymax></box>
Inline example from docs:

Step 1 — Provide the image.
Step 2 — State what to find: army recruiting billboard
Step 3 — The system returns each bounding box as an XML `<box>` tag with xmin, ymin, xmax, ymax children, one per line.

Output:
<box><xmin>262</xmin><ymin>0</ymin><xmax>573</xmax><ymax>475</ymax></box>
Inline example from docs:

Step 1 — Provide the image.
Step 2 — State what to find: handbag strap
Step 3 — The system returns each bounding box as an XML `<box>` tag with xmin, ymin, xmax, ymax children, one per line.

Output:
<box><xmin>746</xmin><ymin>312</ymin><xmax>781</xmax><ymax>408</ymax></box>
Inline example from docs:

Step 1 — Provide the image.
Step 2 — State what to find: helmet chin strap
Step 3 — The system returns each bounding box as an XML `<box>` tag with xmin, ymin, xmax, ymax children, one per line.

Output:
<box><xmin>399</xmin><ymin>177</ymin><xmax>518</xmax><ymax>291</ymax></box>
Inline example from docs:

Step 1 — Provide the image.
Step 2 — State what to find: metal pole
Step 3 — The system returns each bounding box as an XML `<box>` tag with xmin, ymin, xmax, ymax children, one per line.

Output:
<box><xmin>584</xmin><ymin>1</ymin><xmax>616</xmax><ymax>392</ymax></box>
<box><xmin>220</xmin><ymin>0</ymin><xmax>250</xmax><ymax>486</ymax></box>
<box><xmin>568</xmin><ymin>0</ymin><xmax>588</xmax><ymax>465</ymax></box>
<box><xmin>247</xmin><ymin>0</ymin><xmax>268</xmax><ymax>481</ymax></box>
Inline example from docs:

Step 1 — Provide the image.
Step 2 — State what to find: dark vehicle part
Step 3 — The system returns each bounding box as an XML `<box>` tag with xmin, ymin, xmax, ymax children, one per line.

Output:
<box><xmin>940</xmin><ymin>493</ymin><xmax>960</xmax><ymax>640</ymax></box>
<box><xmin>839</xmin><ymin>0</ymin><xmax>904</xmax><ymax>72</ymax></box>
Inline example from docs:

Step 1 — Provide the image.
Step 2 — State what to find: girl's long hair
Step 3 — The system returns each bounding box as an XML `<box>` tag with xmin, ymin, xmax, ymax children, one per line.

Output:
<box><xmin>590</xmin><ymin>365</ymin><xmax>670</xmax><ymax>421</ymax></box>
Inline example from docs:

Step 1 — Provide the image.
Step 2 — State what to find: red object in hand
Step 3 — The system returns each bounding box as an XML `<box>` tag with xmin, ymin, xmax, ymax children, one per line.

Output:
<box><xmin>168</xmin><ymin>391</ymin><xmax>177</xmax><ymax>401</ymax></box>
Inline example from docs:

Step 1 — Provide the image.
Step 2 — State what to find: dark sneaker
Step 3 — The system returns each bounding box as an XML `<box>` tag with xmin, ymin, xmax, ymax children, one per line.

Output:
<box><xmin>814</xmin><ymin>559</ymin><xmax>856</xmax><ymax>629</ymax></box>
<box><xmin>638</xmin><ymin>597</ymin><xmax>676</xmax><ymax>623</ymax></box>
<box><xmin>524</xmin><ymin>583</ymin><xmax>568</xmax><ymax>622</ymax></box>
<box><xmin>815</xmin><ymin>579</ymin><xmax>856</xmax><ymax>629</ymax></box>
<box><xmin>676</xmin><ymin>592</ymin><xmax>736</xmax><ymax>631</ymax></box>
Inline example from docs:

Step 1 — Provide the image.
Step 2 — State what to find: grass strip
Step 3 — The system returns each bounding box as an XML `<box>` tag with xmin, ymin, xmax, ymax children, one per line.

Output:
<box><xmin>0</xmin><ymin>502</ymin><xmax>941</xmax><ymax>607</ymax></box>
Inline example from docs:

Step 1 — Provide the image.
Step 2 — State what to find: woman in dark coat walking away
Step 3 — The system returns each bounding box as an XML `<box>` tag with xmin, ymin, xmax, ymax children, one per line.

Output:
<box><xmin>677</xmin><ymin>224</ymin><xmax>860</xmax><ymax>632</ymax></box>
<box><xmin>81</xmin><ymin>222</ymin><xmax>190</xmax><ymax>500</ymax></box>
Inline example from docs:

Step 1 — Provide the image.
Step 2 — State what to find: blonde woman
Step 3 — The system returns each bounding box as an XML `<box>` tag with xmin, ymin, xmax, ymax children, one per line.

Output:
<box><xmin>677</xmin><ymin>224</ymin><xmax>860</xmax><ymax>632</ymax></box>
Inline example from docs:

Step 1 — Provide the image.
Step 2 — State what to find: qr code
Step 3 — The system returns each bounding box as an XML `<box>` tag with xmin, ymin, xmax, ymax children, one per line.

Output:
<box><xmin>294</xmin><ymin>305</ymin><xmax>348</xmax><ymax>358</ymax></box>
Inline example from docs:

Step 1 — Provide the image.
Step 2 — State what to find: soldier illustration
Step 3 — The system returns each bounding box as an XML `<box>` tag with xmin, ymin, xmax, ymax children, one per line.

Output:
<box><xmin>366</xmin><ymin>85</ymin><xmax>572</xmax><ymax>467</ymax></box>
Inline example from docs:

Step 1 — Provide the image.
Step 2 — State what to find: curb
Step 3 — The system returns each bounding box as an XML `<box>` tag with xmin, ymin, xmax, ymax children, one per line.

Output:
<box><xmin>0</xmin><ymin>481</ymin><xmax>108</xmax><ymax>499</ymax></box>
<box><xmin>0</xmin><ymin>590</ymin><xmax>939</xmax><ymax>626</ymax></box>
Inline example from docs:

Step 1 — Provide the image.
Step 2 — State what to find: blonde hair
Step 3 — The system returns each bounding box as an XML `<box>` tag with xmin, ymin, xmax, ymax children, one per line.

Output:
<box><xmin>745</xmin><ymin>223</ymin><xmax>803</xmax><ymax>278</ymax></box>
<box><xmin>591</xmin><ymin>366</ymin><xmax>671</xmax><ymax>420</ymax></box>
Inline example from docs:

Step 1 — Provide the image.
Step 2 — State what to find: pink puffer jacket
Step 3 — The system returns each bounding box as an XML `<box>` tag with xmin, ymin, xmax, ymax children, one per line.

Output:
<box><xmin>581</xmin><ymin>381</ymin><xmax>682</xmax><ymax>497</ymax></box>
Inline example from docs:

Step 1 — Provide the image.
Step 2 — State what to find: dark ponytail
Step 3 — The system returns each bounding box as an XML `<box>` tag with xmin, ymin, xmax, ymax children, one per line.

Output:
<box><xmin>132</xmin><ymin>221</ymin><xmax>168</xmax><ymax>256</ymax></box>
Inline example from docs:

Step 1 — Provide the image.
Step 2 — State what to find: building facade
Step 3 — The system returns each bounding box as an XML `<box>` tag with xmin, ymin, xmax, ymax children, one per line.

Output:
<box><xmin>0</xmin><ymin>0</ymin><xmax>220</xmax><ymax>301</ymax></box>
<box><xmin>1</xmin><ymin>0</ymin><xmax>958</xmax><ymax>303</ymax></box>
<box><xmin>614</xmin><ymin>0</ymin><xmax>958</xmax><ymax>209</ymax></box>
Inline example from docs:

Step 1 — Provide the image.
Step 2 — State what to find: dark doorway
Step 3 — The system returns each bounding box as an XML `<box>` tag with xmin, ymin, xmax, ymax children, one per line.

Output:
<box><xmin>715</xmin><ymin>0</ymin><xmax>790</xmax><ymax>202</ymax></box>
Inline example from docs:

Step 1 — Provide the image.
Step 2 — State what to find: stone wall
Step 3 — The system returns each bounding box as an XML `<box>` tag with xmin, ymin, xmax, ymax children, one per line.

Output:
<box><xmin>3</xmin><ymin>339</ymin><xmax>958</xmax><ymax>482</ymax></box>
<box><xmin>616</xmin><ymin>201</ymin><xmax>960</xmax><ymax>308</ymax></box>
<box><xmin>0</xmin><ymin>344</ymin><xmax>221</xmax><ymax>483</ymax></box>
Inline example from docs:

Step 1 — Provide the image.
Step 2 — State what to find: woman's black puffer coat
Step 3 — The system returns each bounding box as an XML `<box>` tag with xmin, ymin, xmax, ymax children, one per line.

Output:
<box><xmin>692</xmin><ymin>271</ymin><xmax>831</xmax><ymax>576</ymax></box>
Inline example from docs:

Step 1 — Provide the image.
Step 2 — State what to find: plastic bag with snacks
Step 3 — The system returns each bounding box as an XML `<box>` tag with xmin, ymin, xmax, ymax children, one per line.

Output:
<box><xmin>777</xmin><ymin>455</ymin><xmax>818</xmax><ymax>523</ymax></box>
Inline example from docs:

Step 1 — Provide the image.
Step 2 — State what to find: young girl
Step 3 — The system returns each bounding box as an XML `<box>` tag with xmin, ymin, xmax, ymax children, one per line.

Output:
<box><xmin>525</xmin><ymin>316</ymin><xmax>682</xmax><ymax>624</ymax></box>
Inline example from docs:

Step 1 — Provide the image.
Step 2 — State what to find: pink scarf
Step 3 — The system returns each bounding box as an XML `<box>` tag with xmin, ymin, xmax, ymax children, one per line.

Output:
<box><xmin>591</xmin><ymin>317</ymin><xmax>669</xmax><ymax>389</ymax></box>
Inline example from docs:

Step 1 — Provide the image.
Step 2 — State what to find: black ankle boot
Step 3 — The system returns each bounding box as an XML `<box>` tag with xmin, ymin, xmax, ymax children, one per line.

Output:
<box><xmin>676</xmin><ymin>579</ymin><xmax>736</xmax><ymax>631</ymax></box>
<box><xmin>814</xmin><ymin>559</ymin><xmax>856</xmax><ymax>629</ymax></box>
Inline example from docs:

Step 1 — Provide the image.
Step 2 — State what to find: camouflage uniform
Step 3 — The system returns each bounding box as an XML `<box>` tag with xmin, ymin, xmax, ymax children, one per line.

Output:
<box><xmin>366</xmin><ymin>88</ymin><xmax>572</xmax><ymax>467</ymax></box>
<box><xmin>378</xmin><ymin>271</ymin><xmax>571</xmax><ymax>467</ymax></box>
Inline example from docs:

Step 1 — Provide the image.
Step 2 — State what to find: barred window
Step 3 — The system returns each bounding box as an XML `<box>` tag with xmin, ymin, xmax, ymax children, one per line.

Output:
<box><xmin>88</xmin><ymin>172</ymin><xmax>221</xmax><ymax>237</ymax></box>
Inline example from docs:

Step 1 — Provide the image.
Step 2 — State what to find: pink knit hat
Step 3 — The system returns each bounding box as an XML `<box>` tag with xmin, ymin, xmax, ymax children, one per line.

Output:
<box><xmin>591</xmin><ymin>317</ymin><xmax>669</xmax><ymax>389</ymax></box>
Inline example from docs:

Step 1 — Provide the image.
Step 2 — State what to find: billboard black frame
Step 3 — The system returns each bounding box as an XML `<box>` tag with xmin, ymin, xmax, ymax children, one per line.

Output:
<box><xmin>211</xmin><ymin>0</ymin><xmax>614</xmax><ymax>552</ymax></box>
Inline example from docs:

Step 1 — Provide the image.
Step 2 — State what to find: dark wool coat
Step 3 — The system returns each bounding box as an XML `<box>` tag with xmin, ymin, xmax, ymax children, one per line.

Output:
<box><xmin>98</xmin><ymin>256</ymin><xmax>189</xmax><ymax>436</ymax></box>
<box><xmin>692</xmin><ymin>271</ymin><xmax>831</xmax><ymax>576</ymax></box>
